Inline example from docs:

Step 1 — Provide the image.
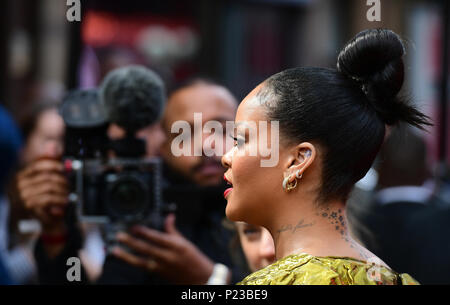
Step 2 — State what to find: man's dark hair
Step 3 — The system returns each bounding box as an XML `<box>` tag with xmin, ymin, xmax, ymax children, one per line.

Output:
<box><xmin>169</xmin><ymin>77</ymin><xmax>224</xmax><ymax>97</ymax></box>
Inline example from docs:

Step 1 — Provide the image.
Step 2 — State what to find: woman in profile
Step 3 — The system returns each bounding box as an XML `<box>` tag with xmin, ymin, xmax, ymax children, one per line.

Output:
<box><xmin>221</xmin><ymin>29</ymin><xmax>430</xmax><ymax>285</ymax></box>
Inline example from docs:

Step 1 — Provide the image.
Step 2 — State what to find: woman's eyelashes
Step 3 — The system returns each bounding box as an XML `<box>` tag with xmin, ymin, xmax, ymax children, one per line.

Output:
<box><xmin>230</xmin><ymin>134</ymin><xmax>245</xmax><ymax>148</ymax></box>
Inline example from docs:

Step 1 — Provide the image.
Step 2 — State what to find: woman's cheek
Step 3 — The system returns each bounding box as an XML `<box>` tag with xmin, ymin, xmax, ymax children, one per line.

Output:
<box><xmin>233</xmin><ymin>155</ymin><xmax>259</xmax><ymax>191</ymax></box>
<box><xmin>228</xmin><ymin>146</ymin><xmax>266</xmax><ymax>222</ymax></box>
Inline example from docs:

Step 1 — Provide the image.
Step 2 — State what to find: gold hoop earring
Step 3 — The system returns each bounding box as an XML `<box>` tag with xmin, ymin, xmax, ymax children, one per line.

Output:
<box><xmin>282</xmin><ymin>175</ymin><xmax>298</xmax><ymax>192</ymax></box>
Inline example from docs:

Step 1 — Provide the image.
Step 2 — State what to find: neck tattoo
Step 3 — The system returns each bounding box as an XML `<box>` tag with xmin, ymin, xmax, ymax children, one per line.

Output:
<box><xmin>276</xmin><ymin>219</ymin><xmax>315</xmax><ymax>236</ymax></box>
<box><xmin>316</xmin><ymin>207</ymin><xmax>371</xmax><ymax>260</ymax></box>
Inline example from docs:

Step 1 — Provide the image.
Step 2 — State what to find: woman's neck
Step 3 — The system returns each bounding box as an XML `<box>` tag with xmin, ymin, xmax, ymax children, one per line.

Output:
<box><xmin>267</xmin><ymin>198</ymin><xmax>362</xmax><ymax>261</ymax></box>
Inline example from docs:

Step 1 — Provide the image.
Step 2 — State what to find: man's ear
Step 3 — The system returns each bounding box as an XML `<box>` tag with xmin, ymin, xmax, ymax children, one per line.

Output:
<box><xmin>284</xmin><ymin>142</ymin><xmax>316</xmax><ymax>177</ymax></box>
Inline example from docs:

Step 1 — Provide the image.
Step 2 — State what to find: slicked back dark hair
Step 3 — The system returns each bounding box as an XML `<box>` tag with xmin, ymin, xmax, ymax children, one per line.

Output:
<box><xmin>259</xmin><ymin>29</ymin><xmax>432</xmax><ymax>204</ymax></box>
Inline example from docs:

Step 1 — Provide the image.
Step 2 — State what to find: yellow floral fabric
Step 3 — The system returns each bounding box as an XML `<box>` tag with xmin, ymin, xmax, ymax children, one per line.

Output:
<box><xmin>238</xmin><ymin>253</ymin><xmax>419</xmax><ymax>285</ymax></box>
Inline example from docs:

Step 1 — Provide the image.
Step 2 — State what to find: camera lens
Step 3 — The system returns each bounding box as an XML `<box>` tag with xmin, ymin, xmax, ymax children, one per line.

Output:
<box><xmin>108</xmin><ymin>175</ymin><xmax>149</xmax><ymax>219</ymax></box>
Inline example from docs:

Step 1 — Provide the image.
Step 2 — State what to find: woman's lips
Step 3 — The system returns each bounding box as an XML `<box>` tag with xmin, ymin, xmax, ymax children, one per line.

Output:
<box><xmin>224</xmin><ymin>188</ymin><xmax>233</xmax><ymax>199</ymax></box>
<box><xmin>223</xmin><ymin>174</ymin><xmax>233</xmax><ymax>198</ymax></box>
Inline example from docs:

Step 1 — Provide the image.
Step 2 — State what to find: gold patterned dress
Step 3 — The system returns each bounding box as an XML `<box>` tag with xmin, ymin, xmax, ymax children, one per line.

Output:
<box><xmin>238</xmin><ymin>253</ymin><xmax>419</xmax><ymax>285</ymax></box>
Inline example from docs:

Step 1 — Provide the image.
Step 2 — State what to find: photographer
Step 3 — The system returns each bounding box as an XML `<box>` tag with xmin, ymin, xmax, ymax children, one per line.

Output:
<box><xmin>2</xmin><ymin>101</ymin><xmax>64</xmax><ymax>285</ymax></box>
<box><xmin>112</xmin><ymin>79</ymin><xmax>242</xmax><ymax>284</ymax></box>
<box><xmin>15</xmin><ymin>67</ymin><xmax>243</xmax><ymax>284</ymax></box>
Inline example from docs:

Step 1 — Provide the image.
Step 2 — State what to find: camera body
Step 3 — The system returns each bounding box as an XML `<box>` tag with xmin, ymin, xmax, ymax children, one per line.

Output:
<box><xmin>61</xmin><ymin>89</ymin><xmax>167</xmax><ymax>231</ymax></box>
<box><xmin>66</xmin><ymin>158</ymin><xmax>164</xmax><ymax>228</ymax></box>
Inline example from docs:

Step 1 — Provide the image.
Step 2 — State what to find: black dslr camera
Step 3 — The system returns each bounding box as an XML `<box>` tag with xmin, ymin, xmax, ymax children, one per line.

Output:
<box><xmin>61</xmin><ymin>66</ymin><xmax>169</xmax><ymax>234</ymax></box>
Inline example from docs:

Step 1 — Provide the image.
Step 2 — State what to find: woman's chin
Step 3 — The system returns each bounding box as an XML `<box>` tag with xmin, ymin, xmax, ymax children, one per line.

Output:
<box><xmin>225</xmin><ymin>199</ymin><xmax>241</xmax><ymax>222</ymax></box>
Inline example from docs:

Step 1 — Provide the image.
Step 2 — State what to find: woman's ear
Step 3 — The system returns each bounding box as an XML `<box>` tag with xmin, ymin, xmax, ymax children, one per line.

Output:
<box><xmin>285</xmin><ymin>142</ymin><xmax>316</xmax><ymax>178</ymax></box>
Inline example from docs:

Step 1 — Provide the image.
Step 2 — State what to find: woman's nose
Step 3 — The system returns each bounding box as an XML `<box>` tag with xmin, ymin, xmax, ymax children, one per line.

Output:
<box><xmin>221</xmin><ymin>147</ymin><xmax>233</xmax><ymax>169</ymax></box>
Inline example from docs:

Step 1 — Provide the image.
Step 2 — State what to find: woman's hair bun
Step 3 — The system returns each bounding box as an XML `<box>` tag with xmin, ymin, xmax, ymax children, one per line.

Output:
<box><xmin>337</xmin><ymin>28</ymin><xmax>405</xmax><ymax>104</ymax></box>
<box><xmin>336</xmin><ymin>28</ymin><xmax>432</xmax><ymax>129</ymax></box>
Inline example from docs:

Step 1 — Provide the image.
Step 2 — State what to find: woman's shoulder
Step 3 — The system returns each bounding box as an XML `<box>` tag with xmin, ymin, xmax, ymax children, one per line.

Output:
<box><xmin>238</xmin><ymin>253</ymin><xmax>419</xmax><ymax>285</ymax></box>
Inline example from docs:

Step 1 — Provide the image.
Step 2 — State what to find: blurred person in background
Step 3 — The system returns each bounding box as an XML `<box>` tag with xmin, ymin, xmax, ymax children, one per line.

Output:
<box><xmin>19</xmin><ymin>101</ymin><xmax>65</xmax><ymax>163</ymax></box>
<box><xmin>348</xmin><ymin>126</ymin><xmax>450</xmax><ymax>284</ymax></box>
<box><xmin>160</xmin><ymin>79</ymin><xmax>237</xmax><ymax>187</ymax></box>
<box><xmin>12</xmin><ymin>99</ymin><xmax>110</xmax><ymax>282</ymax></box>
<box><xmin>234</xmin><ymin>222</ymin><xmax>276</xmax><ymax>273</ymax></box>
<box><xmin>113</xmin><ymin>78</ymin><xmax>247</xmax><ymax>284</ymax></box>
<box><xmin>3</xmin><ymin>101</ymin><xmax>65</xmax><ymax>285</ymax></box>
<box><xmin>0</xmin><ymin>104</ymin><xmax>23</xmax><ymax>285</ymax></box>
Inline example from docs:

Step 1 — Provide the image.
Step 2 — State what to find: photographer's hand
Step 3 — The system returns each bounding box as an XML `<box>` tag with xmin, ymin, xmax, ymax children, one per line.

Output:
<box><xmin>16</xmin><ymin>158</ymin><xmax>69</xmax><ymax>257</ymax></box>
<box><xmin>112</xmin><ymin>214</ymin><xmax>223</xmax><ymax>285</ymax></box>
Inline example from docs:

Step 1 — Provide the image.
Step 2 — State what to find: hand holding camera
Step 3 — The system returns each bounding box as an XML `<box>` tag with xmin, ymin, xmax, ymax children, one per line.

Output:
<box><xmin>112</xmin><ymin>214</ymin><xmax>217</xmax><ymax>285</ymax></box>
<box><xmin>16</xmin><ymin>157</ymin><xmax>68</xmax><ymax>234</ymax></box>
